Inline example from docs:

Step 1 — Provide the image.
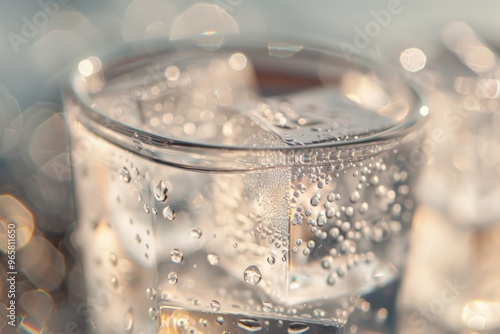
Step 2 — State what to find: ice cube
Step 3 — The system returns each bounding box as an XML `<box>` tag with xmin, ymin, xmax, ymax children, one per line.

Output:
<box><xmin>242</xmin><ymin>86</ymin><xmax>396</xmax><ymax>146</ymax></box>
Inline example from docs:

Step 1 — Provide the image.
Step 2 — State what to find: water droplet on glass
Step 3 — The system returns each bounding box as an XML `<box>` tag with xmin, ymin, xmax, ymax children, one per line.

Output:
<box><xmin>262</xmin><ymin>301</ymin><xmax>273</xmax><ymax>313</ymax></box>
<box><xmin>207</xmin><ymin>253</ymin><xmax>220</xmax><ymax>265</ymax></box>
<box><xmin>146</xmin><ymin>287</ymin><xmax>157</xmax><ymax>300</ymax></box>
<box><xmin>148</xmin><ymin>307</ymin><xmax>157</xmax><ymax>320</ymax></box>
<box><xmin>168</xmin><ymin>271</ymin><xmax>178</xmax><ymax>284</ymax></box>
<box><xmin>152</xmin><ymin>208</ymin><xmax>158</xmax><ymax>215</ymax></box>
<box><xmin>162</xmin><ymin>206</ymin><xmax>176</xmax><ymax>221</ymax></box>
<box><xmin>243</xmin><ymin>265</ymin><xmax>262</xmax><ymax>286</ymax></box>
<box><xmin>238</xmin><ymin>318</ymin><xmax>263</xmax><ymax>332</ymax></box>
<box><xmin>119</xmin><ymin>167</ymin><xmax>131</xmax><ymax>183</ymax></box>
<box><xmin>170</xmin><ymin>249</ymin><xmax>183</xmax><ymax>263</ymax></box>
<box><xmin>210</xmin><ymin>300</ymin><xmax>221</xmax><ymax>311</ymax></box>
<box><xmin>199</xmin><ymin>318</ymin><xmax>208</xmax><ymax>327</ymax></box>
<box><xmin>191</xmin><ymin>228</ymin><xmax>202</xmax><ymax>239</ymax></box>
<box><xmin>143</xmin><ymin>204</ymin><xmax>150</xmax><ymax>213</ymax></box>
<box><xmin>176</xmin><ymin>317</ymin><xmax>189</xmax><ymax>331</ymax></box>
<box><xmin>124</xmin><ymin>308</ymin><xmax>133</xmax><ymax>332</ymax></box>
<box><xmin>109</xmin><ymin>252</ymin><xmax>117</xmax><ymax>265</ymax></box>
<box><xmin>216</xmin><ymin>316</ymin><xmax>224</xmax><ymax>325</ymax></box>
<box><xmin>154</xmin><ymin>180</ymin><xmax>168</xmax><ymax>202</ymax></box>
<box><xmin>287</xmin><ymin>322</ymin><xmax>310</xmax><ymax>334</ymax></box>
<box><xmin>267</xmin><ymin>256</ymin><xmax>275</xmax><ymax>265</ymax></box>
<box><xmin>109</xmin><ymin>275</ymin><xmax>118</xmax><ymax>288</ymax></box>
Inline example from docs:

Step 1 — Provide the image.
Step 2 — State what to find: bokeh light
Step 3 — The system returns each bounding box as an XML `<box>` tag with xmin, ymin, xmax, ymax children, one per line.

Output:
<box><xmin>19</xmin><ymin>236</ymin><xmax>66</xmax><ymax>291</ymax></box>
<box><xmin>0</xmin><ymin>84</ymin><xmax>23</xmax><ymax>157</ymax></box>
<box><xmin>170</xmin><ymin>4</ymin><xmax>239</xmax><ymax>51</ymax></box>
<box><xmin>0</xmin><ymin>194</ymin><xmax>34</xmax><ymax>251</ymax></box>
<box><xmin>400</xmin><ymin>47</ymin><xmax>427</xmax><ymax>72</ymax></box>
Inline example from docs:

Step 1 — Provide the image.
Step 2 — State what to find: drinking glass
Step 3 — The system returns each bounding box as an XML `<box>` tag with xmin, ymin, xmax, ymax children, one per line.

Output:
<box><xmin>64</xmin><ymin>36</ymin><xmax>426</xmax><ymax>333</ymax></box>
<box><xmin>397</xmin><ymin>22</ymin><xmax>500</xmax><ymax>334</ymax></box>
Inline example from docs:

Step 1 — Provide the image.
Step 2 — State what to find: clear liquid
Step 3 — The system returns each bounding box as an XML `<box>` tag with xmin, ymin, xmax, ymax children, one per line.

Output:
<box><xmin>69</xmin><ymin>49</ymin><xmax>420</xmax><ymax>333</ymax></box>
<box><xmin>71</xmin><ymin>127</ymin><xmax>416</xmax><ymax>333</ymax></box>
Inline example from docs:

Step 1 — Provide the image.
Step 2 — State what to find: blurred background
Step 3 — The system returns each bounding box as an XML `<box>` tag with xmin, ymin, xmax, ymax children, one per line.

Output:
<box><xmin>1</xmin><ymin>1</ymin><xmax>500</xmax><ymax>333</ymax></box>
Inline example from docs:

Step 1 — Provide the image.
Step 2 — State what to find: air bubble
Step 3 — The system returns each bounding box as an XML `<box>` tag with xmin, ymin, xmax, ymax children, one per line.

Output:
<box><xmin>326</xmin><ymin>208</ymin><xmax>335</xmax><ymax>218</ymax></box>
<box><xmin>337</xmin><ymin>265</ymin><xmax>347</xmax><ymax>277</ymax></box>
<box><xmin>359</xmin><ymin>202</ymin><xmax>369</xmax><ymax>214</ymax></box>
<box><xmin>170</xmin><ymin>249</ymin><xmax>183</xmax><ymax>263</ymax></box>
<box><xmin>310</xmin><ymin>196</ymin><xmax>320</xmax><ymax>206</ymax></box>
<box><xmin>124</xmin><ymin>309</ymin><xmax>133</xmax><ymax>332</ymax></box>
<box><xmin>317</xmin><ymin>215</ymin><xmax>327</xmax><ymax>227</ymax></box>
<box><xmin>154</xmin><ymin>180</ymin><xmax>168</xmax><ymax>202</ymax></box>
<box><xmin>345</xmin><ymin>206</ymin><xmax>354</xmax><ymax>217</ymax></box>
<box><xmin>267</xmin><ymin>256</ymin><xmax>275</xmax><ymax>265</ymax></box>
<box><xmin>243</xmin><ymin>265</ymin><xmax>262</xmax><ymax>286</ymax></box>
<box><xmin>350</xmin><ymin>191</ymin><xmax>360</xmax><ymax>203</ymax></box>
<box><xmin>329</xmin><ymin>227</ymin><xmax>340</xmax><ymax>239</ymax></box>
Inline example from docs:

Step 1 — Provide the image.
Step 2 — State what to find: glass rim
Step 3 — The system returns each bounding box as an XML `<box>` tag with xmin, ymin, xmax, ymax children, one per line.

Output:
<box><xmin>65</xmin><ymin>36</ymin><xmax>427</xmax><ymax>171</ymax></box>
